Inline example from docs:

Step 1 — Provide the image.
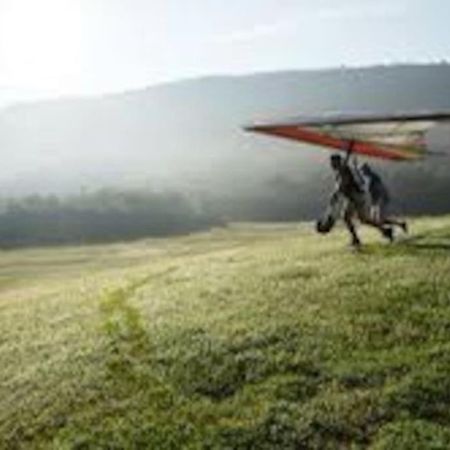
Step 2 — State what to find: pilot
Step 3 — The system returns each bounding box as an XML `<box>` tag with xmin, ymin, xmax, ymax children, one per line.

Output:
<box><xmin>329</xmin><ymin>153</ymin><xmax>393</xmax><ymax>247</ymax></box>
<box><xmin>360</xmin><ymin>163</ymin><xmax>407</xmax><ymax>233</ymax></box>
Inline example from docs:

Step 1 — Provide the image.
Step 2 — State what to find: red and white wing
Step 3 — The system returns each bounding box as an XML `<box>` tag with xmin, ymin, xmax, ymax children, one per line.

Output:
<box><xmin>245</xmin><ymin>111</ymin><xmax>450</xmax><ymax>161</ymax></box>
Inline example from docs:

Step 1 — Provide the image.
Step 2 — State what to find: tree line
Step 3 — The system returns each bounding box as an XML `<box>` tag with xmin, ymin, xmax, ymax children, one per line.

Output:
<box><xmin>0</xmin><ymin>164</ymin><xmax>449</xmax><ymax>249</ymax></box>
<box><xmin>0</xmin><ymin>189</ymin><xmax>220</xmax><ymax>248</ymax></box>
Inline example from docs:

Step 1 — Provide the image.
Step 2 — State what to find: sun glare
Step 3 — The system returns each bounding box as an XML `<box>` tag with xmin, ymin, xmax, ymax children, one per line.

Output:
<box><xmin>0</xmin><ymin>0</ymin><xmax>82</xmax><ymax>91</ymax></box>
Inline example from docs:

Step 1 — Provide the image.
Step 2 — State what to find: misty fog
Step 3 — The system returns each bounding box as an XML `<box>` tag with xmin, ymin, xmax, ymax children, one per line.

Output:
<box><xmin>0</xmin><ymin>64</ymin><xmax>449</xmax><ymax>246</ymax></box>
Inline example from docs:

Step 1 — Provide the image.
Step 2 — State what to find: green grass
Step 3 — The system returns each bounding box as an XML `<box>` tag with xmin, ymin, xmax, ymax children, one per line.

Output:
<box><xmin>1</xmin><ymin>217</ymin><xmax>450</xmax><ymax>449</ymax></box>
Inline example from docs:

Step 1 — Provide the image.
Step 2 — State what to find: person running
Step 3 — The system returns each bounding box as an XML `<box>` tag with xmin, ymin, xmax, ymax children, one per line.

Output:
<box><xmin>360</xmin><ymin>163</ymin><xmax>407</xmax><ymax>233</ymax></box>
<box><xmin>329</xmin><ymin>153</ymin><xmax>393</xmax><ymax>247</ymax></box>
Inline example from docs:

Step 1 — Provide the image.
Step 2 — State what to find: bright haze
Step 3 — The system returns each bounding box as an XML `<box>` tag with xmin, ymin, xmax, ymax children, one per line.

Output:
<box><xmin>0</xmin><ymin>0</ymin><xmax>449</xmax><ymax>222</ymax></box>
<box><xmin>0</xmin><ymin>0</ymin><xmax>449</xmax><ymax>105</ymax></box>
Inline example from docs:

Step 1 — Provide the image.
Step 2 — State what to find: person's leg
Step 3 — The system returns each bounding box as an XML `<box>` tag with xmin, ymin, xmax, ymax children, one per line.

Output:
<box><xmin>354</xmin><ymin>195</ymin><xmax>382</xmax><ymax>228</ymax></box>
<box><xmin>381</xmin><ymin>218</ymin><xmax>407</xmax><ymax>230</ymax></box>
<box><xmin>359</xmin><ymin>214</ymin><xmax>394</xmax><ymax>241</ymax></box>
<box><xmin>371</xmin><ymin>203</ymin><xmax>381</xmax><ymax>223</ymax></box>
<box><xmin>343</xmin><ymin>204</ymin><xmax>361</xmax><ymax>247</ymax></box>
<box><xmin>378</xmin><ymin>200</ymin><xmax>408</xmax><ymax>232</ymax></box>
<box><xmin>354</xmin><ymin>196</ymin><xmax>394</xmax><ymax>241</ymax></box>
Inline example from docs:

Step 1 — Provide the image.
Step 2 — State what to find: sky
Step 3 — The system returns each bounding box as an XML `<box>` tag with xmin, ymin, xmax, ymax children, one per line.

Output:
<box><xmin>0</xmin><ymin>0</ymin><xmax>449</xmax><ymax>106</ymax></box>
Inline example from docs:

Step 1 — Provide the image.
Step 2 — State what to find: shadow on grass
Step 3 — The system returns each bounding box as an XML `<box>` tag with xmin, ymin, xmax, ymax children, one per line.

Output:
<box><xmin>399</xmin><ymin>227</ymin><xmax>450</xmax><ymax>252</ymax></box>
<box><xmin>360</xmin><ymin>225</ymin><xmax>450</xmax><ymax>257</ymax></box>
<box><xmin>403</xmin><ymin>242</ymin><xmax>450</xmax><ymax>251</ymax></box>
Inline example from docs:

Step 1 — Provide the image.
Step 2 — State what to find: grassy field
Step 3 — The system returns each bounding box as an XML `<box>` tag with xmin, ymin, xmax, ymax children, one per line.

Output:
<box><xmin>1</xmin><ymin>217</ymin><xmax>450</xmax><ymax>449</ymax></box>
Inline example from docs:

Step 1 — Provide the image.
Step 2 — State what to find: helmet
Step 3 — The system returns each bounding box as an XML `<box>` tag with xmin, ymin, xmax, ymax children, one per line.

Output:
<box><xmin>330</xmin><ymin>153</ymin><xmax>342</xmax><ymax>163</ymax></box>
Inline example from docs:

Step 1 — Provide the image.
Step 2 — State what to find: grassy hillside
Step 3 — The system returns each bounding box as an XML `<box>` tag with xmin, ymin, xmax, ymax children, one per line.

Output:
<box><xmin>1</xmin><ymin>217</ymin><xmax>450</xmax><ymax>449</ymax></box>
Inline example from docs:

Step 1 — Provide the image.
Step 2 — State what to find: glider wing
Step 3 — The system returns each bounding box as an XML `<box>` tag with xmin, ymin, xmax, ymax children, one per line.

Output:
<box><xmin>245</xmin><ymin>111</ymin><xmax>450</xmax><ymax>161</ymax></box>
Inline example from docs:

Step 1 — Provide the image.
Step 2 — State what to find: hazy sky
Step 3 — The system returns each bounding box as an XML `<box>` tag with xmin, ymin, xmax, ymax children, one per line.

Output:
<box><xmin>0</xmin><ymin>0</ymin><xmax>449</xmax><ymax>105</ymax></box>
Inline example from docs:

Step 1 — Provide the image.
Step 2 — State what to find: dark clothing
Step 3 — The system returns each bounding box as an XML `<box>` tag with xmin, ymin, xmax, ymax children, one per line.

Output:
<box><xmin>365</xmin><ymin>171</ymin><xmax>390</xmax><ymax>203</ymax></box>
<box><xmin>333</xmin><ymin>164</ymin><xmax>368</xmax><ymax>221</ymax></box>
<box><xmin>336</xmin><ymin>165</ymin><xmax>364</xmax><ymax>198</ymax></box>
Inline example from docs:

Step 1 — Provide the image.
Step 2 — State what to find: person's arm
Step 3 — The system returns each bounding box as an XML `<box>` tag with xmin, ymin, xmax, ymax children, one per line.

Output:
<box><xmin>331</xmin><ymin>169</ymin><xmax>342</xmax><ymax>197</ymax></box>
<box><xmin>343</xmin><ymin>140</ymin><xmax>355</xmax><ymax>165</ymax></box>
<box><xmin>353</xmin><ymin>159</ymin><xmax>366</xmax><ymax>189</ymax></box>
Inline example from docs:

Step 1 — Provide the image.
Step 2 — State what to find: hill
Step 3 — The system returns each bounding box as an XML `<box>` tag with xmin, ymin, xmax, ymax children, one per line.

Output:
<box><xmin>1</xmin><ymin>216</ymin><xmax>450</xmax><ymax>449</ymax></box>
<box><xmin>1</xmin><ymin>64</ymin><xmax>450</xmax><ymax>220</ymax></box>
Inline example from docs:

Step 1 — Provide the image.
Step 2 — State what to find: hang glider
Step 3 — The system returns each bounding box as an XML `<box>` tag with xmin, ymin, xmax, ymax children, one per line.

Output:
<box><xmin>245</xmin><ymin>111</ymin><xmax>450</xmax><ymax>161</ymax></box>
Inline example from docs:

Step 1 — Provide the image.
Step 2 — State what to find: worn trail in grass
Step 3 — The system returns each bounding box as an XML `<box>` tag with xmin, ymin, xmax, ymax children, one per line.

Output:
<box><xmin>1</xmin><ymin>218</ymin><xmax>450</xmax><ymax>449</ymax></box>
